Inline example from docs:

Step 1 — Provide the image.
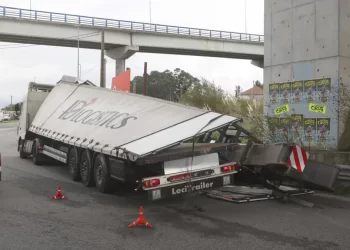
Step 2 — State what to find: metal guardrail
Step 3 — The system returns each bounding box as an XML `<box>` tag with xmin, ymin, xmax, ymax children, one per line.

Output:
<box><xmin>0</xmin><ymin>6</ymin><xmax>264</xmax><ymax>43</ymax></box>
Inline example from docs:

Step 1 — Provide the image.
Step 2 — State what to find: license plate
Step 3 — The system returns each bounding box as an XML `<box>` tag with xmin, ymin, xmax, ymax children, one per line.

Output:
<box><xmin>151</xmin><ymin>189</ymin><xmax>162</xmax><ymax>200</ymax></box>
<box><xmin>223</xmin><ymin>175</ymin><xmax>231</xmax><ymax>185</ymax></box>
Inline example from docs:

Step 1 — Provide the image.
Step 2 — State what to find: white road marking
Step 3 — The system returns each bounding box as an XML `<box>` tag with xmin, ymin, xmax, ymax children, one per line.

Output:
<box><xmin>0</xmin><ymin>127</ymin><xmax>16</xmax><ymax>131</ymax></box>
<box><xmin>0</xmin><ymin>127</ymin><xmax>16</xmax><ymax>137</ymax></box>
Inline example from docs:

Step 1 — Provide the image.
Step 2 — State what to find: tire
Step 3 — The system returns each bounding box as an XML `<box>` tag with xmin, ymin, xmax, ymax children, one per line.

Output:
<box><xmin>94</xmin><ymin>154</ymin><xmax>112</xmax><ymax>193</ymax></box>
<box><xmin>68</xmin><ymin>147</ymin><xmax>80</xmax><ymax>181</ymax></box>
<box><xmin>32</xmin><ymin>141</ymin><xmax>44</xmax><ymax>165</ymax></box>
<box><xmin>19</xmin><ymin>140</ymin><xmax>27</xmax><ymax>159</ymax></box>
<box><xmin>79</xmin><ymin>149</ymin><xmax>95</xmax><ymax>187</ymax></box>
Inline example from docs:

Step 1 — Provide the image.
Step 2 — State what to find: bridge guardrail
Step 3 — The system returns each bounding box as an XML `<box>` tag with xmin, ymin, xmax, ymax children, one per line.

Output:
<box><xmin>0</xmin><ymin>6</ymin><xmax>264</xmax><ymax>43</ymax></box>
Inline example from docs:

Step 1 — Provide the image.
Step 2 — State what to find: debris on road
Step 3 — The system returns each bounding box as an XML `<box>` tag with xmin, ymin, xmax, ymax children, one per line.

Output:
<box><xmin>204</xmin><ymin>185</ymin><xmax>314</xmax><ymax>207</ymax></box>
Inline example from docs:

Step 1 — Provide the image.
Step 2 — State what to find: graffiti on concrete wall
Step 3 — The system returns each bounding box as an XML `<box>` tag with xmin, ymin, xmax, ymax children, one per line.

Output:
<box><xmin>266</xmin><ymin>78</ymin><xmax>338</xmax><ymax>149</ymax></box>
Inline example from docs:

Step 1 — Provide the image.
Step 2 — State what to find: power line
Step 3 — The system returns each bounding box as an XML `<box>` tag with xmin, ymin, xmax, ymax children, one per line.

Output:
<box><xmin>0</xmin><ymin>31</ymin><xmax>100</xmax><ymax>50</ymax></box>
<box><xmin>81</xmin><ymin>64</ymin><xmax>99</xmax><ymax>76</ymax></box>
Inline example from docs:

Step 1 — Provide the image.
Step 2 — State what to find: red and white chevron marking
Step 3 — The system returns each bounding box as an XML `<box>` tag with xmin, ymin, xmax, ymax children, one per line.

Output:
<box><xmin>288</xmin><ymin>145</ymin><xmax>309</xmax><ymax>172</ymax></box>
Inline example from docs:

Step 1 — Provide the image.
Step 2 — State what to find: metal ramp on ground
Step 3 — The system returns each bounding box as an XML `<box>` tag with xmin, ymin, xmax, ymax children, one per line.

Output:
<box><xmin>205</xmin><ymin>185</ymin><xmax>314</xmax><ymax>203</ymax></box>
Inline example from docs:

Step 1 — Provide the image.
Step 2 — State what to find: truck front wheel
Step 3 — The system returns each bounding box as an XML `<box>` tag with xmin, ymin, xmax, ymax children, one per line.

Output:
<box><xmin>32</xmin><ymin>141</ymin><xmax>44</xmax><ymax>165</ymax></box>
<box><xmin>79</xmin><ymin>149</ymin><xmax>95</xmax><ymax>187</ymax></box>
<box><xmin>19</xmin><ymin>139</ymin><xmax>27</xmax><ymax>159</ymax></box>
<box><xmin>68</xmin><ymin>147</ymin><xmax>80</xmax><ymax>181</ymax></box>
<box><xmin>94</xmin><ymin>154</ymin><xmax>112</xmax><ymax>193</ymax></box>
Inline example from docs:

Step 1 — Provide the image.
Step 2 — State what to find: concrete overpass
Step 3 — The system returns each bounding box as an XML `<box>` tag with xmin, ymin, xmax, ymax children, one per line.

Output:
<box><xmin>0</xmin><ymin>6</ymin><xmax>265</xmax><ymax>74</ymax></box>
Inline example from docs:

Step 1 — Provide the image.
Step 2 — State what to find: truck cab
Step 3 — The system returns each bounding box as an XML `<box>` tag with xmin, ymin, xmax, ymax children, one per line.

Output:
<box><xmin>15</xmin><ymin>82</ymin><xmax>54</xmax><ymax>151</ymax></box>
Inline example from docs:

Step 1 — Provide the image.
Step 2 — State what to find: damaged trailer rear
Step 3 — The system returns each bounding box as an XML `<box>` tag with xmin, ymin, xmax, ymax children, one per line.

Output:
<box><xmin>16</xmin><ymin>80</ymin><xmax>339</xmax><ymax>201</ymax></box>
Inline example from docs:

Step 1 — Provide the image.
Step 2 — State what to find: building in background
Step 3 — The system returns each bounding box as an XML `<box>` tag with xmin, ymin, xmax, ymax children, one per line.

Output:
<box><xmin>240</xmin><ymin>86</ymin><xmax>264</xmax><ymax>100</ymax></box>
<box><xmin>57</xmin><ymin>75</ymin><xmax>96</xmax><ymax>86</ymax></box>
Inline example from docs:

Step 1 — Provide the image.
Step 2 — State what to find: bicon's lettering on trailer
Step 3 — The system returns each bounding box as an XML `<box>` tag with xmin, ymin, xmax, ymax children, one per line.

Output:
<box><xmin>58</xmin><ymin>98</ymin><xmax>138</xmax><ymax>129</ymax></box>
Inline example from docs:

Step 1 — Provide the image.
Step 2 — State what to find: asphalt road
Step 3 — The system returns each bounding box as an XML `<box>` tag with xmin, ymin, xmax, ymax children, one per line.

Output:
<box><xmin>0</xmin><ymin>122</ymin><xmax>350</xmax><ymax>250</ymax></box>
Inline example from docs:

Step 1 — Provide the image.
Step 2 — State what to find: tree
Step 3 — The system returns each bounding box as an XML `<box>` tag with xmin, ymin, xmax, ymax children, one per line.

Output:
<box><xmin>180</xmin><ymin>78</ymin><xmax>270</xmax><ymax>141</ymax></box>
<box><xmin>335</xmin><ymin>78</ymin><xmax>350</xmax><ymax>150</ymax></box>
<box><xmin>1</xmin><ymin>104</ymin><xmax>14</xmax><ymax>111</ymax></box>
<box><xmin>180</xmin><ymin>78</ymin><xmax>230</xmax><ymax>114</ymax></box>
<box><xmin>225</xmin><ymin>97</ymin><xmax>267</xmax><ymax>141</ymax></box>
<box><xmin>131</xmin><ymin>68</ymin><xmax>200</xmax><ymax>102</ymax></box>
<box><xmin>234</xmin><ymin>85</ymin><xmax>241</xmax><ymax>98</ymax></box>
<box><xmin>254</xmin><ymin>80</ymin><xmax>263</xmax><ymax>89</ymax></box>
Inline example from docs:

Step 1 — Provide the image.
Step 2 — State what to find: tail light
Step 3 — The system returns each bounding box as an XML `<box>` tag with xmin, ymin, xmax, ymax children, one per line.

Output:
<box><xmin>169</xmin><ymin>173</ymin><xmax>191</xmax><ymax>182</ymax></box>
<box><xmin>221</xmin><ymin>165</ymin><xmax>236</xmax><ymax>173</ymax></box>
<box><xmin>168</xmin><ymin>169</ymin><xmax>214</xmax><ymax>183</ymax></box>
<box><xmin>38</xmin><ymin>145</ymin><xmax>44</xmax><ymax>151</ymax></box>
<box><xmin>143</xmin><ymin>178</ymin><xmax>160</xmax><ymax>188</ymax></box>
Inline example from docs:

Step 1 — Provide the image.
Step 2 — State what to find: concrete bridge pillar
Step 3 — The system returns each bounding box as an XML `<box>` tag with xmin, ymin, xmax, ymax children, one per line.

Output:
<box><xmin>264</xmin><ymin>0</ymin><xmax>350</xmax><ymax>150</ymax></box>
<box><xmin>106</xmin><ymin>45</ymin><xmax>139</xmax><ymax>75</ymax></box>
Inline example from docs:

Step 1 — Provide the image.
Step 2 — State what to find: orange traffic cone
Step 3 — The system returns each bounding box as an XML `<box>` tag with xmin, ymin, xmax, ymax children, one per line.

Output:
<box><xmin>128</xmin><ymin>206</ymin><xmax>152</xmax><ymax>228</ymax></box>
<box><xmin>50</xmin><ymin>185</ymin><xmax>67</xmax><ymax>200</ymax></box>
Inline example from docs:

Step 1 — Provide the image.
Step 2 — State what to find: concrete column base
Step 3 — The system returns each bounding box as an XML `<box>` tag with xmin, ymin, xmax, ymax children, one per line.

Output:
<box><xmin>115</xmin><ymin>59</ymin><xmax>126</xmax><ymax>76</ymax></box>
<box><xmin>106</xmin><ymin>45</ymin><xmax>139</xmax><ymax>76</ymax></box>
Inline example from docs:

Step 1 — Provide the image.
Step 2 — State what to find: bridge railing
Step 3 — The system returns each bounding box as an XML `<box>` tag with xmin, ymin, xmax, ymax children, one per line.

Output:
<box><xmin>0</xmin><ymin>6</ymin><xmax>264</xmax><ymax>43</ymax></box>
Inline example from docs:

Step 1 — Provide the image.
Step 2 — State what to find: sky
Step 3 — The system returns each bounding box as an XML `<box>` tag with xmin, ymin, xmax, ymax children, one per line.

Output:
<box><xmin>0</xmin><ymin>0</ymin><xmax>264</xmax><ymax>108</ymax></box>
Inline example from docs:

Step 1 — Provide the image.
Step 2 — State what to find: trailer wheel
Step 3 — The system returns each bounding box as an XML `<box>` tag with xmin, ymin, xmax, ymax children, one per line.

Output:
<box><xmin>94</xmin><ymin>154</ymin><xmax>112</xmax><ymax>193</ymax></box>
<box><xmin>68</xmin><ymin>147</ymin><xmax>81</xmax><ymax>181</ymax></box>
<box><xmin>80</xmin><ymin>149</ymin><xmax>95</xmax><ymax>187</ymax></box>
<box><xmin>32</xmin><ymin>141</ymin><xmax>44</xmax><ymax>165</ymax></box>
<box><xmin>19</xmin><ymin>139</ymin><xmax>27</xmax><ymax>159</ymax></box>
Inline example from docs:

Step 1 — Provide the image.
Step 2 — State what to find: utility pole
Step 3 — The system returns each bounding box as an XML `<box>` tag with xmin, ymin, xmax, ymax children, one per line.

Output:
<box><xmin>143</xmin><ymin>62</ymin><xmax>148</xmax><ymax>96</ymax></box>
<box><xmin>104</xmin><ymin>58</ymin><xmax>107</xmax><ymax>87</ymax></box>
<box><xmin>100</xmin><ymin>30</ymin><xmax>105</xmax><ymax>88</ymax></box>
<box><xmin>252</xmin><ymin>80</ymin><xmax>255</xmax><ymax>100</ymax></box>
<box><xmin>11</xmin><ymin>96</ymin><xmax>12</xmax><ymax>109</ymax></box>
<box><xmin>244</xmin><ymin>0</ymin><xmax>247</xmax><ymax>34</ymax></box>
<box><xmin>149</xmin><ymin>0</ymin><xmax>152</xmax><ymax>24</ymax></box>
<box><xmin>77</xmin><ymin>25</ymin><xmax>80</xmax><ymax>80</ymax></box>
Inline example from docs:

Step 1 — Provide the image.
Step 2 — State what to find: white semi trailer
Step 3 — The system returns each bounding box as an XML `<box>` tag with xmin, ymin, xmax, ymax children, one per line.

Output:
<box><xmin>14</xmin><ymin>79</ymin><xmax>338</xmax><ymax>201</ymax></box>
<box><xmin>16</xmin><ymin>81</ymin><xmax>243</xmax><ymax>200</ymax></box>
